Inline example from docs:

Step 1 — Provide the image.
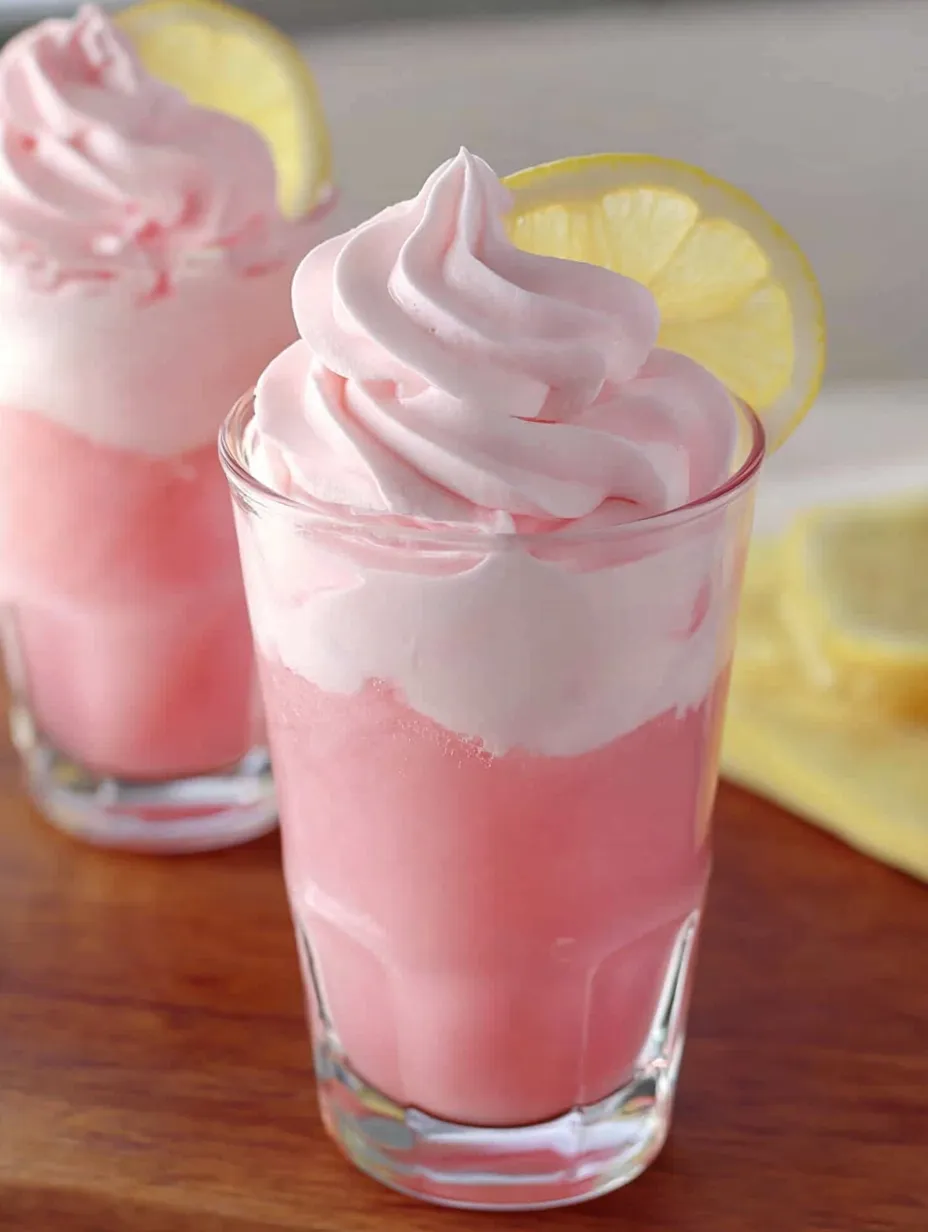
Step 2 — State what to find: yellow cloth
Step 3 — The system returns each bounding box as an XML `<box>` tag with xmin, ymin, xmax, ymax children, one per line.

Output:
<box><xmin>721</xmin><ymin>541</ymin><xmax>928</xmax><ymax>882</ymax></box>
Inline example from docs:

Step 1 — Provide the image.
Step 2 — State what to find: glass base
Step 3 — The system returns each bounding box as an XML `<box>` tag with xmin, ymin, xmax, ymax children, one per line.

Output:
<box><xmin>10</xmin><ymin>701</ymin><xmax>277</xmax><ymax>854</ymax></box>
<box><xmin>308</xmin><ymin>911</ymin><xmax>698</xmax><ymax>1211</ymax></box>
<box><xmin>316</xmin><ymin>1039</ymin><xmax>678</xmax><ymax>1211</ymax></box>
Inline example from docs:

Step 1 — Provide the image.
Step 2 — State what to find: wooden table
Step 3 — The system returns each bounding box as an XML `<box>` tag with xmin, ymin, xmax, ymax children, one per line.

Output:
<box><xmin>1</xmin><ymin>734</ymin><xmax>926</xmax><ymax>1232</ymax></box>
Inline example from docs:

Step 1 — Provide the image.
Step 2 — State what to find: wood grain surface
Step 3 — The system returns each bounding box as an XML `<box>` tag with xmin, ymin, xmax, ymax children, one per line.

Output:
<box><xmin>1</xmin><ymin>729</ymin><xmax>926</xmax><ymax>1232</ymax></box>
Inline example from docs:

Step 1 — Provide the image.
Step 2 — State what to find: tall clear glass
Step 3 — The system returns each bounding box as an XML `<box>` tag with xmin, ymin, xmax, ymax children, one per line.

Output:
<box><xmin>0</xmin><ymin>251</ymin><xmax>320</xmax><ymax>852</ymax></box>
<box><xmin>221</xmin><ymin>391</ymin><xmax>764</xmax><ymax>1210</ymax></box>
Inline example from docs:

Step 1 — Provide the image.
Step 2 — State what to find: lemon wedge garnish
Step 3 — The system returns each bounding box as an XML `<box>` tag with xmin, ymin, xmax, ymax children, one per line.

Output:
<box><xmin>117</xmin><ymin>0</ymin><xmax>333</xmax><ymax>218</ymax></box>
<box><xmin>779</xmin><ymin>497</ymin><xmax>928</xmax><ymax>720</ymax></box>
<box><xmin>503</xmin><ymin>154</ymin><xmax>825</xmax><ymax>451</ymax></box>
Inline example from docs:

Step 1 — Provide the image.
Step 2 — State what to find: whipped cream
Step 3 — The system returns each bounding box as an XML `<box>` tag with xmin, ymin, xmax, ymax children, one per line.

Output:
<box><xmin>0</xmin><ymin>5</ymin><xmax>286</xmax><ymax>293</ymax></box>
<box><xmin>244</xmin><ymin>150</ymin><xmax>749</xmax><ymax>755</ymax></box>
<box><xmin>0</xmin><ymin>5</ymin><xmax>321</xmax><ymax>456</ymax></box>
<box><xmin>255</xmin><ymin>149</ymin><xmax>735</xmax><ymax>525</ymax></box>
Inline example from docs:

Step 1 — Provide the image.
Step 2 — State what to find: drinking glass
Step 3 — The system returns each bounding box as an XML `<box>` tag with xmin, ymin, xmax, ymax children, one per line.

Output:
<box><xmin>0</xmin><ymin>266</ymin><xmax>304</xmax><ymax>852</ymax></box>
<box><xmin>221</xmin><ymin>390</ymin><xmax>764</xmax><ymax>1209</ymax></box>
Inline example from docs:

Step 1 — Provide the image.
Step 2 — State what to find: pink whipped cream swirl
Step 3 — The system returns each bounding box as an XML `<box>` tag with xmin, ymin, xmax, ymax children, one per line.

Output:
<box><xmin>0</xmin><ymin>4</ymin><xmax>286</xmax><ymax>293</ymax></box>
<box><xmin>253</xmin><ymin>148</ymin><xmax>738</xmax><ymax>528</ymax></box>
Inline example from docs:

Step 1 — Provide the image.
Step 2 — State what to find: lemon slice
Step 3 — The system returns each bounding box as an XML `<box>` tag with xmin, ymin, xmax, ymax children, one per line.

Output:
<box><xmin>503</xmin><ymin>155</ymin><xmax>825</xmax><ymax>451</ymax></box>
<box><xmin>117</xmin><ymin>0</ymin><xmax>333</xmax><ymax>218</ymax></box>
<box><xmin>780</xmin><ymin>497</ymin><xmax>928</xmax><ymax>720</ymax></box>
<box><xmin>725</xmin><ymin>528</ymin><xmax>928</xmax><ymax>881</ymax></box>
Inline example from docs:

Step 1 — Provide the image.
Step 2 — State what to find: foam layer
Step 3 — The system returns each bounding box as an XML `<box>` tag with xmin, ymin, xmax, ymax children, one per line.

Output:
<box><xmin>238</xmin><ymin>512</ymin><xmax>738</xmax><ymax>756</ymax></box>
<box><xmin>0</xmin><ymin>256</ymin><xmax>301</xmax><ymax>454</ymax></box>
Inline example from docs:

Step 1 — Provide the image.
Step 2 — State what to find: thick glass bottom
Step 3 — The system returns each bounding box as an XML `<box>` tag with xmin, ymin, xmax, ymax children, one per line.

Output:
<box><xmin>10</xmin><ymin>701</ymin><xmax>277</xmax><ymax>853</ymax></box>
<box><xmin>306</xmin><ymin>910</ymin><xmax>698</xmax><ymax>1211</ymax></box>
<box><xmin>316</xmin><ymin>1038</ymin><xmax>678</xmax><ymax>1210</ymax></box>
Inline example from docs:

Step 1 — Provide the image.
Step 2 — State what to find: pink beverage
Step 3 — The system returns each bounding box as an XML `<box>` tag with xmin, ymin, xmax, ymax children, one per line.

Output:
<box><xmin>221</xmin><ymin>151</ymin><xmax>764</xmax><ymax>1207</ymax></box>
<box><xmin>0</xmin><ymin>7</ymin><xmax>330</xmax><ymax>850</ymax></box>
<box><xmin>261</xmin><ymin>669</ymin><xmax>729</xmax><ymax>1126</ymax></box>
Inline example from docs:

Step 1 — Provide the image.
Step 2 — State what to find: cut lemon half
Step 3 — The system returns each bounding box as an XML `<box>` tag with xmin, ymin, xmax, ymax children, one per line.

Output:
<box><xmin>117</xmin><ymin>0</ymin><xmax>333</xmax><ymax>218</ymax></box>
<box><xmin>780</xmin><ymin>497</ymin><xmax>928</xmax><ymax>720</ymax></box>
<box><xmin>725</xmin><ymin>527</ymin><xmax>928</xmax><ymax>881</ymax></box>
<box><xmin>503</xmin><ymin>154</ymin><xmax>825</xmax><ymax>451</ymax></box>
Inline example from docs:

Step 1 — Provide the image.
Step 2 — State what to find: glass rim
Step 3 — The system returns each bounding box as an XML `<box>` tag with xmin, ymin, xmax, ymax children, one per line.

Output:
<box><xmin>219</xmin><ymin>389</ymin><xmax>766</xmax><ymax>546</ymax></box>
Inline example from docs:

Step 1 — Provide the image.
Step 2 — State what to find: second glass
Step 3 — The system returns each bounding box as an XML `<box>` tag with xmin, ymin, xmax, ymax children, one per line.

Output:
<box><xmin>0</xmin><ymin>2</ymin><xmax>335</xmax><ymax>853</ymax></box>
<box><xmin>221</xmin><ymin>392</ymin><xmax>764</xmax><ymax>1210</ymax></box>
<box><xmin>0</xmin><ymin>260</ymin><xmax>306</xmax><ymax>853</ymax></box>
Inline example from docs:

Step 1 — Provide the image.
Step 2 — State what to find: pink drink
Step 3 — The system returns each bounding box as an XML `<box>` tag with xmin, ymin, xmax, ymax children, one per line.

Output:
<box><xmin>222</xmin><ymin>150</ymin><xmax>764</xmax><ymax>1207</ymax></box>
<box><xmin>0</xmin><ymin>420</ymin><xmax>257</xmax><ymax>779</ymax></box>
<box><xmin>263</xmin><ymin>668</ymin><xmax>727</xmax><ymax>1127</ymax></box>
<box><xmin>0</xmin><ymin>8</ymin><xmax>330</xmax><ymax>848</ymax></box>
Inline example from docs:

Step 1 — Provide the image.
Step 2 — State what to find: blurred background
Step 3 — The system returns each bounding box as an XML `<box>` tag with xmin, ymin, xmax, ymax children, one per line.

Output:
<box><xmin>0</xmin><ymin>0</ymin><xmax>713</xmax><ymax>32</ymax></box>
<box><xmin>7</xmin><ymin>0</ymin><xmax>921</xmax><ymax>390</ymax></box>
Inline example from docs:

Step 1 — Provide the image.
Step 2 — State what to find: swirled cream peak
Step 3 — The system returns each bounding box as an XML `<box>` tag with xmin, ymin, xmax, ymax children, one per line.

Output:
<box><xmin>253</xmin><ymin>148</ymin><xmax>737</xmax><ymax>525</ymax></box>
<box><xmin>0</xmin><ymin>5</ymin><xmax>285</xmax><ymax>292</ymax></box>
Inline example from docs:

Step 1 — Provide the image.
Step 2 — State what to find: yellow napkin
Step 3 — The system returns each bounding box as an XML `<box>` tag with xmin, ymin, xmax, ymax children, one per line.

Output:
<box><xmin>721</xmin><ymin>540</ymin><xmax>928</xmax><ymax>882</ymax></box>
